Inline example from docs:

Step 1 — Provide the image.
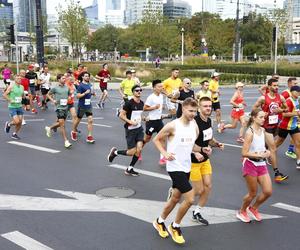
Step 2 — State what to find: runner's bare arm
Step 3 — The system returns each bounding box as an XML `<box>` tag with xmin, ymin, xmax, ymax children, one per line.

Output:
<box><xmin>3</xmin><ymin>85</ymin><xmax>12</xmax><ymax>101</ymax></box>
<box><xmin>119</xmin><ymin>109</ymin><xmax>137</xmax><ymax>126</ymax></box>
<box><xmin>252</xmin><ymin>96</ymin><xmax>265</xmax><ymax>110</ymax></box>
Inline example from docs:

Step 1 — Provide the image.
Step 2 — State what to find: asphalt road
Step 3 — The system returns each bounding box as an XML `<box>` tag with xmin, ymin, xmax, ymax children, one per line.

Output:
<box><xmin>0</xmin><ymin>86</ymin><xmax>299</xmax><ymax>250</ymax></box>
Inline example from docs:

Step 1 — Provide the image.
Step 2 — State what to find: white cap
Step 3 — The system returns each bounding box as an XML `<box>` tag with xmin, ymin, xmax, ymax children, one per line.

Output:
<box><xmin>183</xmin><ymin>78</ymin><xmax>191</xmax><ymax>84</ymax></box>
<box><xmin>34</xmin><ymin>63</ymin><xmax>39</xmax><ymax>68</ymax></box>
<box><xmin>212</xmin><ymin>72</ymin><xmax>220</xmax><ymax>77</ymax></box>
<box><xmin>235</xmin><ymin>82</ymin><xmax>244</xmax><ymax>88</ymax></box>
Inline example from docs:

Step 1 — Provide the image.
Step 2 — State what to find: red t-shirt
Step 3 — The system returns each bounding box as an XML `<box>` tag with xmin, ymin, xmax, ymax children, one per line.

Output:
<box><xmin>21</xmin><ymin>77</ymin><xmax>29</xmax><ymax>91</ymax></box>
<box><xmin>73</xmin><ymin>70</ymin><xmax>82</xmax><ymax>80</ymax></box>
<box><xmin>66</xmin><ymin>78</ymin><xmax>75</xmax><ymax>105</ymax></box>
<box><xmin>281</xmin><ymin>89</ymin><xmax>291</xmax><ymax>100</ymax></box>
<box><xmin>262</xmin><ymin>93</ymin><xmax>282</xmax><ymax>129</ymax></box>
<box><xmin>97</xmin><ymin>69</ymin><xmax>111</xmax><ymax>88</ymax></box>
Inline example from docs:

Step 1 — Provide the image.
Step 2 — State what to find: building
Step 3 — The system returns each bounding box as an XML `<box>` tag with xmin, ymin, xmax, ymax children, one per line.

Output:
<box><xmin>284</xmin><ymin>0</ymin><xmax>300</xmax><ymax>18</ymax></box>
<box><xmin>125</xmin><ymin>0</ymin><xmax>163</xmax><ymax>25</ymax></box>
<box><xmin>163</xmin><ymin>0</ymin><xmax>192</xmax><ymax>19</ymax></box>
<box><xmin>0</xmin><ymin>0</ymin><xmax>13</xmax><ymax>33</ymax></box>
<box><xmin>202</xmin><ymin>0</ymin><xmax>216</xmax><ymax>13</ymax></box>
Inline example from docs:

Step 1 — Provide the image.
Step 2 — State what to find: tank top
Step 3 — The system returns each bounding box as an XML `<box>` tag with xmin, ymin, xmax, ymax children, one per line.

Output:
<box><xmin>262</xmin><ymin>93</ymin><xmax>282</xmax><ymax>128</ymax></box>
<box><xmin>8</xmin><ymin>84</ymin><xmax>24</xmax><ymax>109</ymax></box>
<box><xmin>248</xmin><ymin>127</ymin><xmax>266</xmax><ymax>166</ymax></box>
<box><xmin>233</xmin><ymin>92</ymin><xmax>244</xmax><ymax>110</ymax></box>
<box><xmin>167</xmin><ymin>119</ymin><xmax>197</xmax><ymax>173</ymax></box>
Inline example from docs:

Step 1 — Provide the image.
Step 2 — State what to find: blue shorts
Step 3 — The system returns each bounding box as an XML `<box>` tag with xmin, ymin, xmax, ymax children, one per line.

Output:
<box><xmin>9</xmin><ymin>107</ymin><xmax>24</xmax><ymax>117</ymax></box>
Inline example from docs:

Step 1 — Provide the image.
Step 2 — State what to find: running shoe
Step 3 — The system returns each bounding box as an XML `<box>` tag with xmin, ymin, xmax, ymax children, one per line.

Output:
<box><xmin>274</xmin><ymin>172</ymin><xmax>288</xmax><ymax>183</ymax></box>
<box><xmin>153</xmin><ymin>219</ymin><xmax>169</xmax><ymax>238</ymax></box>
<box><xmin>236</xmin><ymin>210</ymin><xmax>251</xmax><ymax>223</ymax></box>
<box><xmin>64</xmin><ymin>140</ymin><xmax>72</xmax><ymax>149</ymax></box>
<box><xmin>217</xmin><ymin>123</ymin><xmax>225</xmax><ymax>133</ymax></box>
<box><xmin>124</xmin><ymin>168</ymin><xmax>139</xmax><ymax>176</ymax></box>
<box><xmin>115</xmin><ymin>108</ymin><xmax>120</xmax><ymax>117</ymax></box>
<box><xmin>4</xmin><ymin>121</ymin><xmax>10</xmax><ymax>133</ymax></box>
<box><xmin>97</xmin><ymin>102</ymin><xmax>101</xmax><ymax>109</ymax></box>
<box><xmin>101</xmin><ymin>102</ymin><xmax>105</xmax><ymax>109</ymax></box>
<box><xmin>166</xmin><ymin>187</ymin><xmax>173</xmax><ymax>201</ymax></box>
<box><xmin>37</xmin><ymin>102</ymin><xmax>42</xmax><ymax>108</ymax></box>
<box><xmin>247</xmin><ymin>207</ymin><xmax>262</xmax><ymax>222</ymax></box>
<box><xmin>86</xmin><ymin>136</ymin><xmax>95</xmax><ymax>144</ymax></box>
<box><xmin>285</xmin><ymin>150</ymin><xmax>297</xmax><ymax>159</ymax></box>
<box><xmin>31</xmin><ymin>108</ymin><xmax>37</xmax><ymax>114</ymax></box>
<box><xmin>45</xmin><ymin>126</ymin><xmax>52</xmax><ymax>138</ymax></box>
<box><xmin>107</xmin><ymin>147</ymin><xmax>117</xmax><ymax>163</ymax></box>
<box><xmin>192</xmin><ymin>211</ymin><xmax>209</xmax><ymax>225</ymax></box>
<box><xmin>71</xmin><ymin>131</ymin><xmax>78</xmax><ymax>141</ymax></box>
<box><xmin>22</xmin><ymin>119</ymin><xmax>26</xmax><ymax>125</ymax></box>
<box><xmin>236</xmin><ymin>136</ymin><xmax>245</xmax><ymax>143</ymax></box>
<box><xmin>159</xmin><ymin>157</ymin><xmax>167</xmax><ymax>165</ymax></box>
<box><xmin>11</xmin><ymin>133</ymin><xmax>20</xmax><ymax>140</ymax></box>
<box><xmin>296</xmin><ymin>162</ymin><xmax>300</xmax><ymax>170</ymax></box>
<box><xmin>167</xmin><ymin>224</ymin><xmax>185</xmax><ymax>244</ymax></box>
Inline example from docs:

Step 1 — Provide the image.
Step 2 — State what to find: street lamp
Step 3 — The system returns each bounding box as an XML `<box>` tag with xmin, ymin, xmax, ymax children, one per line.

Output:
<box><xmin>181</xmin><ymin>27</ymin><xmax>184</xmax><ymax>65</ymax></box>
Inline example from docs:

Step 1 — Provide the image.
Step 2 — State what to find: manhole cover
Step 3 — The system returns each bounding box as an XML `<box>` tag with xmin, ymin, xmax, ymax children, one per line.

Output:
<box><xmin>96</xmin><ymin>187</ymin><xmax>135</xmax><ymax>198</ymax></box>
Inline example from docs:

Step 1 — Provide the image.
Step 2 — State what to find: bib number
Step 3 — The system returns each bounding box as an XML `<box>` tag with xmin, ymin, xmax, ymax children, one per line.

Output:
<box><xmin>60</xmin><ymin>99</ymin><xmax>67</xmax><ymax>106</ymax></box>
<box><xmin>29</xmin><ymin>79</ymin><xmax>35</xmax><ymax>84</ymax></box>
<box><xmin>203</xmin><ymin>127</ymin><xmax>213</xmax><ymax>141</ymax></box>
<box><xmin>15</xmin><ymin>97</ymin><xmax>22</xmax><ymax>103</ymax></box>
<box><xmin>269</xmin><ymin>115</ymin><xmax>278</xmax><ymax>125</ymax></box>
<box><xmin>84</xmin><ymin>99</ymin><xmax>91</xmax><ymax>105</ymax></box>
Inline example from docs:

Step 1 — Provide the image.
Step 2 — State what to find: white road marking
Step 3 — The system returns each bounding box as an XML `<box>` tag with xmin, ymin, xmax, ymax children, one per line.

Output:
<box><xmin>223</xmin><ymin>143</ymin><xmax>242</xmax><ymax>148</ymax></box>
<box><xmin>272</xmin><ymin>203</ymin><xmax>300</xmax><ymax>214</ymax></box>
<box><xmin>66</xmin><ymin>120</ymin><xmax>111</xmax><ymax>128</ymax></box>
<box><xmin>1</xmin><ymin>231</ymin><xmax>53</xmax><ymax>250</ymax></box>
<box><xmin>0</xmin><ymin>189</ymin><xmax>282</xmax><ymax>227</ymax></box>
<box><xmin>7</xmin><ymin>141</ymin><xmax>60</xmax><ymax>154</ymax></box>
<box><xmin>109</xmin><ymin>164</ymin><xmax>171</xmax><ymax>180</ymax></box>
<box><xmin>23</xmin><ymin>119</ymin><xmax>45</xmax><ymax>122</ymax></box>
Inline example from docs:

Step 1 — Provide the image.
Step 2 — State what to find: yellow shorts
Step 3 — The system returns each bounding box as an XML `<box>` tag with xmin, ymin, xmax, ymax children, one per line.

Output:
<box><xmin>190</xmin><ymin>159</ymin><xmax>212</xmax><ymax>182</ymax></box>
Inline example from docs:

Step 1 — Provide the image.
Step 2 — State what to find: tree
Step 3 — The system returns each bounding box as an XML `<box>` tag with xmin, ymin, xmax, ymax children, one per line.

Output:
<box><xmin>56</xmin><ymin>0</ymin><xmax>89</xmax><ymax>61</ymax></box>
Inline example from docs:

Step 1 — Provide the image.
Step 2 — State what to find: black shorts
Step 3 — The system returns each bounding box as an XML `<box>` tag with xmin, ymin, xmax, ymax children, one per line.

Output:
<box><xmin>278</xmin><ymin>127</ymin><xmax>300</xmax><ymax>139</ymax></box>
<box><xmin>168</xmin><ymin>171</ymin><xmax>192</xmax><ymax>194</ymax></box>
<box><xmin>100</xmin><ymin>86</ymin><xmax>107</xmax><ymax>92</ymax></box>
<box><xmin>265</xmin><ymin>127</ymin><xmax>278</xmax><ymax>136</ymax></box>
<box><xmin>41</xmin><ymin>88</ymin><xmax>50</xmax><ymax>96</ymax></box>
<box><xmin>35</xmin><ymin>84</ymin><xmax>41</xmax><ymax>91</ymax></box>
<box><xmin>145</xmin><ymin>119</ymin><xmax>164</xmax><ymax>136</ymax></box>
<box><xmin>56</xmin><ymin>109</ymin><xmax>68</xmax><ymax>120</ymax></box>
<box><xmin>29</xmin><ymin>85</ymin><xmax>36</xmax><ymax>95</ymax></box>
<box><xmin>77</xmin><ymin>107</ymin><xmax>93</xmax><ymax>119</ymax></box>
<box><xmin>22</xmin><ymin>97</ymin><xmax>30</xmax><ymax>106</ymax></box>
<box><xmin>68</xmin><ymin>103</ymin><xmax>74</xmax><ymax>110</ymax></box>
<box><xmin>125</xmin><ymin>126</ymin><xmax>144</xmax><ymax>149</ymax></box>
<box><xmin>212</xmin><ymin>101</ymin><xmax>221</xmax><ymax>111</ymax></box>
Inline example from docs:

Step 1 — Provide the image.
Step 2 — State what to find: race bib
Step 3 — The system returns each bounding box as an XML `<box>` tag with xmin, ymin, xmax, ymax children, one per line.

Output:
<box><xmin>29</xmin><ymin>79</ymin><xmax>35</xmax><ymax>84</ymax></box>
<box><xmin>203</xmin><ymin>127</ymin><xmax>213</xmax><ymax>141</ymax></box>
<box><xmin>103</xmin><ymin>78</ymin><xmax>108</xmax><ymax>83</ymax></box>
<box><xmin>60</xmin><ymin>99</ymin><xmax>67</xmax><ymax>106</ymax></box>
<box><xmin>235</xmin><ymin>108</ymin><xmax>240</xmax><ymax>112</ymax></box>
<box><xmin>15</xmin><ymin>97</ymin><xmax>22</xmax><ymax>103</ymax></box>
<box><xmin>129</xmin><ymin>110</ymin><xmax>142</xmax><ymax>130</ymax></box>
<box><xmin>84</xmin><ymin>99</ymin><xmax>91</xmax><ymax>105</ymax></box>
<box><xmin>269</xmin><ymin>115</ymin><xmax>278</xmax><ymax>125</ymax></box>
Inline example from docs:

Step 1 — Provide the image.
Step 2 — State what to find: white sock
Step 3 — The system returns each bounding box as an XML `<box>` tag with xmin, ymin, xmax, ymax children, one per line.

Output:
<box><xmin>194</xmin><ymin>205</ymin><xmax>202</xmax><ymax>214</ymax></box>
<box><xmin>297</xmin><ymin>159</ymin><xmax>300</xmax><ymax>164</ymax></box>
<box><xmin>127</xmin><ymin>166</ymin><xmax>133</xmax><ymax>171</ymax></box>
<box><xmin>158</xmin><ymin>216</ymin><xmax>164</xmax><ymax>223</ymax></box>
<box><xmin>172</xmin><ymin>222</ymin><xmax>180</xmax><ymax>228</ymax></box>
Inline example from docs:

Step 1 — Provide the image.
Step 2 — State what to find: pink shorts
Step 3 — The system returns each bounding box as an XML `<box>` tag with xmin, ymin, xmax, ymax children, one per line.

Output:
<box><xmin>242</xmin><ymin>159</ymin><xmax>268</xmax><ymax>177</ymax></box>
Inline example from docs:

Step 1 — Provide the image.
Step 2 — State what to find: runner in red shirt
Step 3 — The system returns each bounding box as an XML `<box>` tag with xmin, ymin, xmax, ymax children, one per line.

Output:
<box><xmin>253</xmin><ymin>78</ymin><xmax>288</xmax><ymax>183</ymax></box>
<box><xmin>65</xmin><ymin>70</ymin><xmax>77</xmax><ymax>125</ymax></box>
<box><xmin>95</xmin><ymin>63</ymin><xmax>111</xmax><ymax>109</ymax></box>
<box><xmin>20</xmin><ymin>69</ymin><xmax>30</xmax><ymax>125</ymax></box>
<box><xmin>73</xmin><ymin>64</ymin><xmax>84</xmax><ymax>86</ymax></box>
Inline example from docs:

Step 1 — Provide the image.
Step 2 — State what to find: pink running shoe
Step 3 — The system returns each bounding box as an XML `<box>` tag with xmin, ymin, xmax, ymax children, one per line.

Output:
<box><xmin>247</xmin><ymin>207</ymin><xmax>262</xmax><ymax>222</ymax></box>
<box><xmin>159</xmin><ymin>157</ymin><xmax>167</xmax><ymax>165</ymax></box>
<box><xmin>236</xmin><ymin>210</ymin><xmax>251</xmax><ymax>223</ymax></box>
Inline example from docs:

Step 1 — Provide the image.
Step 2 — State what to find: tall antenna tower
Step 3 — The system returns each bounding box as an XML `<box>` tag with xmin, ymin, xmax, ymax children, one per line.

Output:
<box><xmin>286</xmin><ymin>0</ymin><xmax>294</xmax><ymax>44</ymax></box>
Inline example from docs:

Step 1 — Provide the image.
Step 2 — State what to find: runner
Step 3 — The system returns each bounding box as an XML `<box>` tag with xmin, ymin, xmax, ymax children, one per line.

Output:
<box><xmin>209</xmin><ymin>72</ymin><xmax>222</xmax><ymax>132</ymax></box>
<box><xmin>45</xmin><ymin>74</ymin><xmax>72</xmax><ymax>149</ymax></box>
<box><xmin>195</xmin><ymin>80</ymin><xmax>212</xmax><ymax>104</ymax></box>
<box><xmin>107</xmin><ymin>85</ymin><xmax>144</xmax><ymax>176</ymax></box>
<box><xmin>143</xmin><ymin>79</ymin><xmax>166</xmax><ymax>165</ymax></box>
<box><xmin>236</xmin><ymin>108</ymin><xmax>272</xmax><ymax>223</ymax></box>
<box><xmin>3</xmin><ymin>75</ymin><xmax>24</xmax><ymax>140</ymax></box>
<box><xmin>281</xmin><ymin>77</ymin><xmax>298</xmax><ymax>159</ymax></box>
<box><xmin>152</xmin><ymin>98</ymin><xmax>201</xmax><ymax>244</ymax></box>
<box><xmin>172</xmin><ymin>78</ymin><xmax>194</xmax><ymax>118</ymax></box>
<box><xmin>25</xmin><ymin>64</ymin><xmax>38</xmax><ymax>114</ymax></box>
<box><xmin>119</xmin><ymin>70</ymin><xmax>135</xmax><ymax>101</ymax></box>
<box><xmin>162</xmin><ymin>68</ymin><xmax>182</xmax><ymax>118</ymax></box>
<box><xmin>20</xmin><ymin>69</ymin><xmax>30</xmax><ymax>125</ymax></box>
<box><xmin>39</xmin><ymin>66</ymin><xmax>51</xmax><ymax>110</ymax></box>
<box><xmin>190</xmin><ymin>96</ymin><xmax>224</xmax><ymax>225</ymax></box>
<box><xmin>1</xmin><ymin>64</ymin><xmax>13</xmax><ymax>90</ymax></box>
<box><xmin>95</xmin><ymin>63</ymin><xmax>111</xmax><ymax>109</ymax></box>
<box><xmin>34</xmin><ymin>63</ymin><xmax>42</xmax><ymax>107</ymax></box>
<box><xmin>64</xmin><ymin>71</ymin><xmax>77</xmax><ymax>125</ymax></box>
<box><xmin>276</xmin><ymin>85</ymin><xmax>300</xmax><ymax>169</ymax></box>
<box><xmin>258</xmin><ymin>74</ymin><xmax>279</xmax><ymax>95</ymax></box>
<box><xmin>220</xmin><ymin>82</ymin><xmax>247</xmax><ymax>143</ymax></box>
<box><xmin>71</xmin><ymin>72</ymin><xmax>95</xmax><ymax>144</ymax></box>
<box><xmin>73</xmin><ymin>64</ymin><xmax>84</xmax><ymax>86</ymax></box>
<box><xmin>253</xmin><ymin>78</ymin><xmax>288</xmax><ymax>183</ymax></box>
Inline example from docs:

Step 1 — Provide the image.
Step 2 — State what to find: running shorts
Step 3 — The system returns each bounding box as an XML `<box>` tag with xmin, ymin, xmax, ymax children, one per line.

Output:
<box><xmin>190</xmin><ymin>159</ymin><xmax>212</xmax><ymax>182</ymax></box>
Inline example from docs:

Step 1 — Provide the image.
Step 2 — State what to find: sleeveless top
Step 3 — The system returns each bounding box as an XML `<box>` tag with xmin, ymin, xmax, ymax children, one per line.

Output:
<box><xmin>248</xmin><ymin>127</ymin><xmax>266</xmax><ymax>166</ymax></box>
<box><xmin>233</xmin><ymin>93</ymin><xmax>244</xmax><ymax>110</ymax></box>
<box><xmin>262</xmin><ymin>93</ymin><xmax>282</xmax><ymax>129</ymax></box>
<box><xmin>8</xmin><ymin>84</ymin><xmax>24</xmax><ymax>109</ymax></box>
<box><xmin>167</xmin><ymin>119</ymin><xmax>197</xmax><ymax>173</ymax></box>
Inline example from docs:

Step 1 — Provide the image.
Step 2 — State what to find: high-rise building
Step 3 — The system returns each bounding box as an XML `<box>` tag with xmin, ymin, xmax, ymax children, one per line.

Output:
<box><xmin>163</xmin><ymin>0</ymin><xmax>192</xmax><ymax>19</ymax></box>
<box><xmin>0</xmin><ymin>0</ymin><xmax>13</xmax><ymax>33</ymax></box>
<box><xmin>125</xmin><ymin>0</ymin><xmax>163</xmax><ymax>25</ymax></box>
<box><xmin>284</xmin><ymin>0</ymin><xmax>300</xmax><ymax>18</ymax></box>
<box><xmin>202</xmin><ymin>0</ymin><xmax>216</xmax><ymax>13</ymax></box>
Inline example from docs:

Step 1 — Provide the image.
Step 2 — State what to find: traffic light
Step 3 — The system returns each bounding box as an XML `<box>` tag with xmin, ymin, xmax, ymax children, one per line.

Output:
<box><xmin>6</xmin><ymin>24</ymin><xmax>15</xmax><ymax>44</ymax></box>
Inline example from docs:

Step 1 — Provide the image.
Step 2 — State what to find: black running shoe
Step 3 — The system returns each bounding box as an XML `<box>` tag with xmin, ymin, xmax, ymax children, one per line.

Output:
<box><xmin>124</xmin><ymin>168</ymin><xmax>139</xmax><ymax>176</ymax></box>
<box><xmin>192</xmin><ymin>211</ymin><xmax>209</xmax><ymax>226</ymax></box>
<box><xmin>11</xmin><ymin>133</ymin><xmax>20</xmax><ymax>140</ymax></box>
<box><xmin>97</xmin><ymin>103</ymin><xmax>101</xmax><ymax>109</ymax></box>
<box><xmin>107</xmin><ymin>147</ymin><xmax>117</xmax><ymax>163</ymax></box>
<box><xmin>4</xmin><ymin>121</ymin><xmax>10</xmax><ymax>133</ymax></box>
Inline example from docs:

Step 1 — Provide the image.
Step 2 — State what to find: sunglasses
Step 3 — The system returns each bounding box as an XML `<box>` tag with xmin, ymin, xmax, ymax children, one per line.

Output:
<box><xmin>134</xmin><ymin>89</ymin><xmax>142</xmax><ymax>92</ymax></box>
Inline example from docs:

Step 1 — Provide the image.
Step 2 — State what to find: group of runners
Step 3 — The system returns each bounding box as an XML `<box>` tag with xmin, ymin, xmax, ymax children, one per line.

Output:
<box><xmin>2</xmin><ymin>63</ymin><xmax>300</xmax><ymax>245</ymax></box>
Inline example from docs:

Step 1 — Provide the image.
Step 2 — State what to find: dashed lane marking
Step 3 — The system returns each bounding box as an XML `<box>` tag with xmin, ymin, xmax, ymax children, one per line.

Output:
<box><xmin>7</xmin><ymin>141</ymin><xmax>60</xmax><ymax>154</ymax></box>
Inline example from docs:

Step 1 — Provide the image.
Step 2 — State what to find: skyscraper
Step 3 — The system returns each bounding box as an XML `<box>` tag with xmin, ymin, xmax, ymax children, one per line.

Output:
<box><xmin>96</xmin><ymin>0</ymin><xmax>125</xmax><ymax>27</ymax></box>
<box><xmin>163</xmin><ymin>0</ymin><xmax>192</xmax><ymax>19</ymax></box>
<box><xmin>284</xmin><ymin>0</ymin><xmax>300</xmax><ymax>18</ymax></box>
<box><xmin>0</xmin><ymin>0</ymin><xmax>13</xmax><ymax>33</ymax></box>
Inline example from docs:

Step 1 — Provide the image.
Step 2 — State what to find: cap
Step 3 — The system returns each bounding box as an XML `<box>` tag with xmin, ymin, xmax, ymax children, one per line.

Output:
<box><xmin>212</xmin><ymin>72</ymin><xmax>220</xmax><ymax>77</ymax></box>
<box><xmin>28</xmin><ymin>64</ymin><xmax>34</xmax><ymax>69</ymax></box>
<box><xmin>290</xmin><ymin>85</ymin><xmax>300</xmax><ymax>92</ymax></box>
<box><xmin>34</xmin><ymin>63</ymin><xmax>39</xmax><ymax>68</ymax></box>
<box><xmin>183</xmin><ymin>78</ymin><xmax>192</xmax><ymax>84</ymax></box>
<box><xmin>131</xmin><ymin>69</ymin><xmax>136</xmax><ymax>73</ymax></box>
<box><xmin>235</xmin><ymin>82</ymin><xmax>244</xmax><ymax>88</ymax></box>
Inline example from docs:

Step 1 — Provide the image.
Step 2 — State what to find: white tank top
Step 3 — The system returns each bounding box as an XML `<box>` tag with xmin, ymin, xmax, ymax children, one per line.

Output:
<box><xmin>248</xmin><ymin>127</ymin><xmax>266</xmax><ymax>166</ymax></box>
<box><xmin>166</xmin><ymin>119</ymin><xmax>197</xmax><ymax>173</ymax></box>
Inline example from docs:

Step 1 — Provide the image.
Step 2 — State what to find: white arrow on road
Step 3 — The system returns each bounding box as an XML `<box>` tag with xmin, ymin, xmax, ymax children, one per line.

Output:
<box><xmin>0</xmin><ymin>189</ymin><xmax>282</xmax><ymax>227</ymax></box>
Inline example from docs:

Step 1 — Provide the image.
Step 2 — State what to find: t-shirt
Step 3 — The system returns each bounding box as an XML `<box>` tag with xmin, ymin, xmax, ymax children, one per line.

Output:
<box><xmin>279</xmin><ymin>97</ymin><xmax>300</xmax><ymax>131</ymax></box>
<box><xmin>77</xmin><ymin>82</ymin><xmax>92</xmax><ymax>108</ymax></box>
<box><xmin>192</xmin><ymin>113</ymin><xmax>213</xmax><ymax>163</ymax></box>
<box><xmin>281</xmin><ymin>89</ymin><xmax>291</xmax><ymax>100</ymax></box>
<box><xmin>176</xmin><ymin>89</ymin><xmax>194</xmax><ymax>118</ymax></box>
<box><xmin>66</xmin><ymin>80</ymin><xmax>76</xmax><ymax>105</ymax></box>
<box><xmin>262</xmin><ymin>93</ymin><xmax>282</xmax><ymax>129</ymax></box>
<box><xmin>163</xmin><ymin>77</ymin><xmax>182</xmax><ymax>95</ymax></box>
<box><xmin>20</xmin><ymin>78</ymin><xmax>29</xmax><ymax>92</ymax></box>
<box><xmin>97</xmin><ymin>69</ymin><xmax>111</xmax><ymax>88</ymax></box>
<box><xmin>120</xmin><ymin>79</ymin><xmax>135</xmax><ymax>97</ymax></box>
<box><xmin>25</xmin><ymin>71</ymin><xmax>38</xmax><ymax>86</ymax></box>
<box><xmin>8</xmin><ymin>84</ymin><xmax>24</xmax><ymax>109</ymax></box>
<box><xmin>145</xmin><ymin>93</ymin><xmax>164</xmax><ymax>120</ymax></box>
<box><xmin>123</xmin><ymin>98</ymin><xmax>144</xmax><ymax>129</ymax></box>
<box><xmin>209</xmin><ymin>79</ymin><xmax>219</xmax><ymax>103</ymax></box>
<box><xmin>2</xmin><ymin>68</ymin><xmax>12</xmax><ymax>79</ymax></box>
<box><xmin>48</xmin><ymin>85</ymin><xmax>70</xmax><ymax>110</ymax></box>
<box><xmin>39</xmin><ymin>73</ymin><xmax>51</xmax><ymax>89</ymax></box>
<box><xmin>196</xmin><ymin>90</ymin><xmax>212</xmax><ymax>102</ymax></box>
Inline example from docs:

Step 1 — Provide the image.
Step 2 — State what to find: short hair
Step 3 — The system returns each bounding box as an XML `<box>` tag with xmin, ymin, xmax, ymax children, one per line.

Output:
<box><xmin>103</xmin><ymin>63</ymin><xmax>108</xmax><ymax>68</ymax></box>
<box><xmin>57</xmin><ymin>73</ymin><xmax>64</xmax><ymax>81</ymax></box>
<box><xmin>182</xmin><ymin>97</ymin><xmax>198</xmax><ymax>107</ymax></box>
<box><xmin>200</xmin><ymin>80</ymin><xmax>209</xmax><ymax>85</ymax></box>
<box><xmin>77</xmin><ymin>64</ymin><xmax>83</xmax><ymax>68</ymax></box>
<box><xmin>152</xmin><ymin>79</ymin><xmax>162</xmax><ymax>88</ymax></box>
<box><xmin>172</xmin><ymin>68</ymin><xmax>179</xmax><ymax>72</ymax></box>
<box><xmin>267</xmin><ymin>78</ymin><xmax>278</xmax><ymax>86</ymax></box>
<box><xmin>199</xmin><ymin>96</ymin><xmax>212</xmax><ymax>103</ymax></box>
<box><xmin>288</xmin><ymin>77</ymin><xmax>297</xmax><ymax>83</ymax></box>
<box><xmin>126</xmin><ymin>70</ymin><xmax>132</xmax><ymax>75</ymax></box>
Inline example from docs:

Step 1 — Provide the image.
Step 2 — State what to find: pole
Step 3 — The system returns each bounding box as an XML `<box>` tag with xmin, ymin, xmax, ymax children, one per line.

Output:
<box><xmin>274</xmin><ymin>24</ymin><xmax>278</xmax><ymax>74</ymax></box>
<box><xmin>234</xmin><ymin>0</ymin><xmax>240</xmax><ymax>62</ymax></box>
<box><xmin>15</xmin><ymin>22</ymin><xmax>19</xmax><ymax>74</ymax></box>
<box><xmin>181</xmin><ymin>28</ymin><xmax>184</xmax><ymax>65</ymax></box>
<box><xmin>35</xmin><ymin>0</ymin><xmax>44</xmax><ymax>66</ymax></box>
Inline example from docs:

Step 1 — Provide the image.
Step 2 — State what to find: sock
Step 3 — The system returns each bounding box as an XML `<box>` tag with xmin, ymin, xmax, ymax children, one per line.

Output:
<box><xmin>129</xmin><ymin>155</ymin><xmax>139</xmax><ymax>167</ymax></box>
<box><xmin>158</xmin><ymin>216</ymin><xmax>164</xmax><ymax>223</ymax></box>
<box><xmin>194</xmin><ymin>205</ymin><xmax>202</xmax><ymax>214</ymax></box>
<box><xmin>288</xmin><ymin>144</ymin><xmax>295</xmax><ymax>152</ymax></box>
<box><xmin>117</xmin><ymin>150</ymin><xmax>127</xmax><ymax>156</ymax></box>
<box><xmin>172</xmin><ymin>222</ymin><xmax>180</xmax><ymax>228</ymax></box>
<box><xmin>297</xmin><ymin>159</ymin><xmax>300</xmax><ymax>165</ymax></box>
<box><xmin>88</xmin><ymin>131</ymin><xmax>92</xmax><ymax>136</ymax></box>
<box><xmin>127</xmin><ymin>166</ymin><xmax>133</xmax><ymax>171</ymax></box>
<box><xmin>273</xmin><ymin>168</ymin><xmax>279</xmax><ymax>173</ymax></box>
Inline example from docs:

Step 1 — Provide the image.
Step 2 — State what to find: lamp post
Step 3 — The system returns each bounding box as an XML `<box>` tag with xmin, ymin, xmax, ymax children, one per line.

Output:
<box><xmin>181</xmin><ymin>27</ymin><xmax>184</xmax><ymax>65</ymax></box>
